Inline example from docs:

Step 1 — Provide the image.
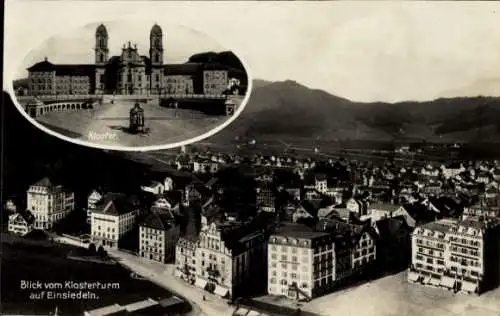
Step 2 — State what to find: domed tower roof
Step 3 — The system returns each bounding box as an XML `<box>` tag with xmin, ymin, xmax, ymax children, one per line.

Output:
<box><xmin>150</xmin><ymin>24</ymin><xmax>163</xmax><ymax>36</ymax></box>
<box><xmin>96</xmin><ymin>24</ymin><xmax>108</xmax><ymax>36</ymax></box>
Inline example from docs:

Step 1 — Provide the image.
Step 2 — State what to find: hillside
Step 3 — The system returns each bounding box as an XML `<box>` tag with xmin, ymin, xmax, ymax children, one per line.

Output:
<box><xmin>210</xmin><ymin>80</ymin><xmax>500</xmax><ymax>144</ymax></box>
<box><xmin>216</xmin><ymin>80</ymin><xmax>392</xmax><ymax>143</ymax></box>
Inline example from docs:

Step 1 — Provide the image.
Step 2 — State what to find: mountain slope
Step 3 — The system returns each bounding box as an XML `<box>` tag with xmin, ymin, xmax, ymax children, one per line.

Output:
<box><xmin>211</xmin><ymin>79</ymin><xmax>500</xmax><ymax>144</ymax></box>
<box><xmin>218</xmin><ymin>80</ymin><xmax>392</xmax><ymax>143</ymax></box>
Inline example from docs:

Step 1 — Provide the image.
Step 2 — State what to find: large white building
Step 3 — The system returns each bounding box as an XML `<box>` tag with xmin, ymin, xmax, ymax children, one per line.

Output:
<box><xmin>409</xmin><ymin>217</ymin><xmax>500</xmax><ymax>295</ymax></box>
<box><xmin>268</xmin><ymin>227</ymin><xmax>333</xmax><ymax>301</ymax></box>
<box><xmin>27</xmin><ymin>177</ymin><xmax>75</xmax><ymax>230</ymax></box>
<box><xmin>139</xmin><ymin>212</ymin><xmax>180</xmax><ymax>263</ymax></box>
<box><xmin>268</xmin><ymin>222</ymin><xmax>377</xmax><ymax>301</ymax></box>
<box><xmin>90</xmin><ymin>193</ymin><xmax>139</xmax><ymax>249</ymax></box>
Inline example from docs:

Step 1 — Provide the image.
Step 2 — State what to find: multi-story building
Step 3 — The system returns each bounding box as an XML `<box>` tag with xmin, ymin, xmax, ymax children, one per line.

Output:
<box><xmin>139</xmin><ymin>212</ymin><xmax>180</xmax><ymax>263</ymax></box>
<box><xmin>319</xmin><ymin>219</ymin><xmax>377</xmax><ymax>279</ymax></box>
<box><xmin>409</xmin><ymin>217</ymin><xmax>500</xmax><ymax>295</ymax></box>
<box><xmin>267</xmin><ymin>226</ymin><xmax>333</xmax><ymax>301</ymax></box>
<box><xmin>268</xmin><ymin>221</ymin><xmax>377</xmax><ymax>301</ymax></box>
<box><xmin>90</xmin><ymin>193</ymin><xmax>139</xmax><ymax>249</ymax></box>
<box><xmin>26</xmin><ymin>24</ymin><xmax>245</xmax><ymax>96</ymax></box>
<box><xmin>350</xmin><ymin>228</ymin><xmax>377</xmax><ymax>273</ymax></box>
<box><xmin>175</xmin><ymin>236</ymin><xmax>198</xmax><ymax>284</ymax></box>
<box><xmin>314</xmin><ymin>174</ymin><xmax>328</xmax><ymax>194</ymax></box>
<box><xmin>179</xmin><ymin>220</ymin><xmax>267</xmax><ymax>299</ymax></box>
<box><xmin>27</xmin><ymin>177</ymin><xmax>75</xmax><ymax>230</ymax></box>
<box><xmin>255</xmin><ymin>175</ymin><xmax>276</xmax><ymax>213</ymax></box>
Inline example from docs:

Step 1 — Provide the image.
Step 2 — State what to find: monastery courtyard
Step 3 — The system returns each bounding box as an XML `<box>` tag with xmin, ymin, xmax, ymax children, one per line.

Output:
<box><xmin>35</xmin><ymin>100</ymin><xmax>227</xmax><ymax>148</ymax></box>
<box><xmin>298</xmin><ymin>270</ymin><xmax>500</xmax><ymax>316</ymax></box>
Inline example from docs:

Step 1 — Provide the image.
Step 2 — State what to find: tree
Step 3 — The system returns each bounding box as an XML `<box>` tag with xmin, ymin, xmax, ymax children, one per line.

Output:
<box><xmin>88</xmin><ymin>243</ymin><xmax>97</xmax><ymax>255</ymax></box>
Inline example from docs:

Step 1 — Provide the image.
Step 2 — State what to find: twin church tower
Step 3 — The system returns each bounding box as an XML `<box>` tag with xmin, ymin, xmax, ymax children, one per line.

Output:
<box><xmin>95</xmin><ymin>23</ymin><xmax>172</xmax><ymax>95</ymax></box>
<box><xmin>27</xmin><ymin>23</ymin><xmax>232</xmax><ymax>96</ymax></box>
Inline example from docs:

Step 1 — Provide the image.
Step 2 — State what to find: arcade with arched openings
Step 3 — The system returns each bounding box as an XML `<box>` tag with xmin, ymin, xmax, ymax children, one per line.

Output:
<box><xmin>25</xmin><ymin>99</ymin><xmax>102</xmax><ymax>118</ymax></box>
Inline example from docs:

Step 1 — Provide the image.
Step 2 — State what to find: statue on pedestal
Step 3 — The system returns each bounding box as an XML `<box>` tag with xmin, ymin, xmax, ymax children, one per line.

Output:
<box><xmin>129</xmin><ymin>102</ymin><xmax>145</xmax><ymax>134</ymax></box>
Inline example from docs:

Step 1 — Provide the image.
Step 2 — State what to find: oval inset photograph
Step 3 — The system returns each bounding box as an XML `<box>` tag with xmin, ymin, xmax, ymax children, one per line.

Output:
<box><xmin>11</xmin><ymin>20</ymin><xmax>251</xmax><ymax>151</ymax></box>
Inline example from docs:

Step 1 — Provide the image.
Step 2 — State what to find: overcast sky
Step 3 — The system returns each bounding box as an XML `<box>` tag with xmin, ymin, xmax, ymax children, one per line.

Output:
<box><xmin>5</xmin><ymin>1</ymin><xmax>500</xmax><ymax>102</ymax></box>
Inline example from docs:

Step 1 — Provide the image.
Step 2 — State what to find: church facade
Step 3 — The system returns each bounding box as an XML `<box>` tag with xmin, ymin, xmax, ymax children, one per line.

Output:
<box><xmin>27</xmin><ymin>24</ymin><xmax>235</xmax><ymax>96</ymax></box>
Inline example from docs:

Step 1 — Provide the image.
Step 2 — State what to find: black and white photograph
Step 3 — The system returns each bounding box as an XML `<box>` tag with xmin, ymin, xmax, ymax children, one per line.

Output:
<box><xmin>10</xmin><ymin>20</ymin><xmax>250</xmax><ymax>150</ymax></box>
<box><xmin>3</xmin><ymin>1</ymin><xmax>500</xmax><ymax>316</ymax></box>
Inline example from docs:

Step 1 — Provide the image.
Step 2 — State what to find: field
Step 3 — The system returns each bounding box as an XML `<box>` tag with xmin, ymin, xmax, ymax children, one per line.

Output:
<box><xmin>0</xmin><ymin>237</ymin><xmax>182</xmax><ymax>315</ymax></box>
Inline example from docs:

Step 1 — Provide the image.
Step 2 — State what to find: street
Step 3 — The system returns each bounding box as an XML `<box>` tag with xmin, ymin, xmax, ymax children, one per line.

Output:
<box><xmin>53</xmin><ymin>235</ymin><xmax>233</xmax><ymax>316</ymax></box>
<box><xmin>106</xmin><ymin>249</ymin><xmax>235</xmax><ymax>316</ymax></box>
<box><xmin>36</xmin><ymin>101</ymin><xmax>225</xmax><ymax>147</ymax></box>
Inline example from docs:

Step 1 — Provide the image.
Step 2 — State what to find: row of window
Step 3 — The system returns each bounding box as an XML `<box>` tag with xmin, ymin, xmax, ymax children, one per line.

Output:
<box><xmin>448</xmin><ymin>266</ymin><xmax>481</xmax><ymax>277</ymax></box>
<box><xmin>353</xmin><ymin>247</ymin><xmax>375</xmax><ymax>258</ymax></box>
<box><xmin>55</xmin><ymin>79</ymin><xmax>89</xmax><ymax>83</ymax></box>
<box><xmin>417</xmin><ymin>247</ymin><xmax>444</xmax><ymax>257</ymax></box>
<box><xmin>31</xmin><ymin>72</ymin><xmax>53</xmax><ymax>77</ymax></box>
<box><xmin>450</xmin><ymin>237</ymin><xmax>481</xmax><ymax>247</ymax></box>
<box><xmin>141</xmin><ymin>246</ymin><xmax>163</xmax><ymax>254</ymax></box>
<box><xmin>416</xmin><ymin>255</ymin><xmax>445</xmax><ymax>266</ymax></box>
<box><xmin>31</xmin><ymin>79</ymin><xmax>53</xmax><ymax>84</ymax></box>
<box><xmin>270</xmin><ymin>245</ymin><xmax>309</xmax><ymax>255</ymax></box>
<box><xmin>353</xmin><ymin>255</ymin><xmax>375</xmax><ymax>267</ymax></box>
<box><xmin>449</xmin><ymin>256</ymin><xmax>481</xmax><ymax>267</ymax></box>
<box><xmin>270</xmin><ymin>253</ymin><xmax>310</xmax><ymax>264</ymax></box>
<box><xmin>93</xmin><ymin>232</ymin><xmax>116</xmax><ymax>240</ymax></box>
<box><xmin>450</xmin><ymin>246</ymin><xmax>480</xmax><ymax>256</ymax></box>
<box><xmin>416</xmin><ymin>238</ymin><xmax>445</xmax><ymax>249</ymax></box>
<box><xmin>31</xmin><ymin>85</ymin><xmax>52</xmax><ymax>91</ymax></box>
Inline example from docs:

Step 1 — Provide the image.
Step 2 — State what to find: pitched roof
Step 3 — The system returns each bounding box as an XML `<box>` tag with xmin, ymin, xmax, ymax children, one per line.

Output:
<box><xmin>420</xmin><ymin>219</ymin><xmax>456</xmax><ymax>234</ymax></box>
<box><xmin>374</xmin><ymin>216</ymin><xmax>410</xmax><ymax>241</ymax></box>
<box><xmin>271</xmin><ymin>223</ymin><xmax>330</xmax><ymax>241</ymax></box>
<box><xmin>141</xmin><ymin>212</ymin><xmax>174</xmax><ymax>231</ymax></box>
<box><xmin>54</xmin><ymin>64</ymin><xmax>96</xmax><ymax>76</ymax></box>
<box><xmin>27</xmin><ymin>60</ymin><xmax>56</xmax><ymax>71</ymax></box>
<box><xmin>165</xmin><ymin>63</ymin><xmax>203</xmax><ymax>76</ymax></box>
<box><xmin>94</xmin><ymin>193</ymin><xmax>139</xmax><ymax>216</ymax></box>
<box><xmin>297</xmin><ymin>200</ymin><xmax>318</xmax><ymax>217</ymax></box>
<box><xmin>403</xmin><ymin>203</ymin><xmax>437</xmax><ymax>223</ymax></box>
<box><xmin>177</xmin><ymin>236</ymin><xmax>198</xmax><ymax>249</ymax></box>
<box><xmin>11</xmin><ymin>209</ymin><xmax>35</xmax><ymax>226</ymax></box>
<box><xmin>27</xmin><ymin>59</ymin><xmax>96</xmax><ymax>75</ymax></box>
<box><xmin>31</xmin><ymin>177</ymin><xmax>66</xmax><ymax>190</ymax></box>
<box><xmin>32</xmin><ymin>177</ymin><xmax>54</xmax><ymax>187</ymax></box>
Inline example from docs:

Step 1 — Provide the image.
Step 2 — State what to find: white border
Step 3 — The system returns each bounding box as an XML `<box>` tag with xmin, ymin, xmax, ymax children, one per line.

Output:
<box><xmin>6</xmin><ymin>20</ymin><xmax>253</xmax><ymax>153</ymax></box>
